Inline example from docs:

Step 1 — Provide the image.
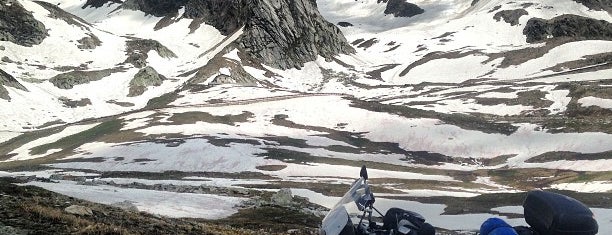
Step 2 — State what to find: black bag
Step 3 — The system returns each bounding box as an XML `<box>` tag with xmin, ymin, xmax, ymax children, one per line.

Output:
<box><xmin>523</xmin><ymin>190</ymin><xmax>598</xmax><ymax>235</ymax></box>
<box><xmin>383</xmin><ymin>208</ymin><xmax>434</xmax><ymax>235</ymax></box>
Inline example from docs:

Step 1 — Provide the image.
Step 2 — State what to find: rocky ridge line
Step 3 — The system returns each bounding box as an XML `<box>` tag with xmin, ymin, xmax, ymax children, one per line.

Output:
<box><xmin>114</xmin><ymin>0</ymin><xmax>355</xmax><ymax>69</ymax></box>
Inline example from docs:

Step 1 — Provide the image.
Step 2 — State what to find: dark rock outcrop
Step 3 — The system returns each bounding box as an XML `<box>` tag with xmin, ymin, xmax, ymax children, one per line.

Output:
<box><xmin>49</xmin><ymin>69</ymin><xmax>118</xmax><ymax>89</ymax></box>
<box><xmin>83</xmin><ymin>0</ymin><xmax>123</xmax><ymax>9</ymax></box>
<box><xmin>128</xmin><ymin>66</ymin><xmax>165</xmax><ymax>97</ymax></box>
<box><xmin>572</xmin><ymin>0</ymin><xmax>612</xmax><ymax>13</ymax></box>
<box><xmin>338</xmin><ymin>22</ymin><xmax>353</xmax><ymax>27</ymax></box>
<box><xmin>183</xmin><ymin>0</ymin><xmax>246</xmax><ymax>35</ymax></box>
<box><xmin>121</xmin><ymin>0</ymin><xmax>187</xmax><ymax>17</ymax></box>
<box><xmin>0</xmin><ymin>0</ymin><xmax>48</xmax><ymax>46</ymax></box>
<box><xmin>77</xmin><ymin>33</ymin><xmax>102</xmax><ymax>49</ymax></box>
<box><xmin>34</xmin><ymin>1</ymin><xmax>90</xmax><ymax>30</ymax></box>
<box><xmin>493</xmin><ymin>9</ymin><xmax>528</xmax><ymax>26</ymax></box>
<box><xmin>58</xmin><ymin>97</ymin><xmax>92</xmax><ymax>108</ymax></box>
<box><xmin>0</xmin><ymin>69</ymin><xmax>28</xmax><ymax>100</ymax></box>
<box><xmin>118</xmin><ymin>0</ymin><xmax>354</xmax><ymax>69</ymax></box>
<box><xmin>124</xmin><ymin>39</ymin><xmax>176</xmax><ymax>68</ymax></box>
<box><xmin>235</xmin><ymin>0</ymin><xmax>355</xmax><ymax>69</ymax></box>
<box><xmin>188</xmin><ymin>56</ymin><xmax>259</xmax><ymax>86</ymax></box>
<box><xmin>523</xmin><ymin>14</ymin><xmax>612</xmax><ymax>43</ymax></box>
<box><xmin>381</xmin><ymin>0</ymin><xmax>424</xmax><ymax>18</ymax></box>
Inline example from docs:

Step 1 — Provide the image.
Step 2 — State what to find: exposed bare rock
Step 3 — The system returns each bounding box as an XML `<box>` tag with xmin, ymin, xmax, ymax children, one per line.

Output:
<box><xmin>338</xmin><ymin>22</ymin><xmax>353</xmax><ymax>27</ymax></box>
<box><xmin>183</xmin><ymin>0</ymin><xmax>246</xmax><ymax>35</ymax></box>
<box><xmin>235</xmin><ymin>0</ymin><xmax>355</xmax><ymax>69</ymax></box>
<box><xmin>121</xmin><ymin>0</ymin><xmax>187</xmax><ymax>17</ymax></box>
<box><xmin>187</xmin><ymin>55</ymin><xmax>258</xmax><ymax>86</ymax></box>
<box><xmin>270</xmin><ymin>188</ymin><xmax>294</xmax><ymax>207</ymax></box>
<box><xmin>77</xmin><ymin>33</ymin><xmax>102</xmax><ymax>49</ymax></box>
<box><xmin>58</xmin><ymin>97</ymin><xmax>92</xmax><ymax>108</ymax></box>
<box><xmin>0</xmin><ymin>0</ymin><xmax>48</xmax><ymax>46</ymax></box>
<box><xmin>572</xmin><ymin>0</ymin><xmax>612</xmax><ymax>13</ymax></box>
<box><xmin>82</xmin><ymin>0</ymin><xmax>123</xmax><ymax>9</ymax></box>
<box><xmin>380</xmin><ymin>0</ymin><xmax>424</xmax><ymax>18</ymax></box>
<box><xmin>49</xmin><ymin>69</ymin><xmax>119</xmax><ymax>89</ymax></box>
<box><xmin>0</xmin><ymin>69</ymin><xmax>28</xmax><ymax>100</ymax></box>
<box><xmin>64</xmin><ymin>205</ymin><xmax>93</xmax><ymax>216</ymax></box>
<box><xmin>524</xmin><ymin>14</ymin><xmax>612</xmax><ymax>43</ymax></box>
<box><xmin>128</xmin><ymin>66</ymin><xmax>166</xmax><ymax>97</ymax></box>
<box><xmin>110</xmin><ymin>201</ymin><xmax>139</xmax><ymax>212</ymax></box>
<box><xmin>33</xmin><ymin>1</ymin><xmax>90</xmax><ymax>30</ymax></box>
<box><xmin>117</xmin><ymin>0</ymin><xmax>354</xmax><ymax>70</ymax></box>
<box><xmin>124</xmin><ymin>39</ymin><xmax>176</xmax><ymax>68</ymax></box>
<box><xmin>493</xmin><ymin>9</ymin><xmax>528</xmax><ymax>26</ymax></box>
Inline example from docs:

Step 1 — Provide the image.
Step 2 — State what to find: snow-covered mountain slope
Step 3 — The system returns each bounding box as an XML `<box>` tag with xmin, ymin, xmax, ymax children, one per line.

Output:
<box><xmin>318</xmin><ymin>0</ymin><xmax>612</xmax><ymax>83</ymax></box>
<box><xmin>0</xmin><ymin>0</ymin><xmax>232</xmax><ymax>132</ymax></box>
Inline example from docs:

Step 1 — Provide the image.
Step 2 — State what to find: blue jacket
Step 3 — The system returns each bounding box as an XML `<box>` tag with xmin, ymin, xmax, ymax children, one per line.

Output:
<box><xmin>480</xmin><ymin>218</ymin><xmax>518</xmax><ymax>235</ymax></box>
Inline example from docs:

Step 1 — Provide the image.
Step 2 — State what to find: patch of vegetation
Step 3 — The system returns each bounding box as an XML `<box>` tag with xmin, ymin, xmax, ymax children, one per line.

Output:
<box><xmin>255</xmin><ymin>165</ymin><xmax>287</xmax><ymax>171</ymax></box>
<box><xmin>238</xmin><ymin>181</ymin><xmax>402</xmax><ymax>197</ymax></box>
<box><xmin>479</xmin><ymin>154</ymin><xmax>516</xmax><ymax>166</ymax></box>
<box><xmin>0</xmin><ymin>126</ymin><xmax>67</xmax><ymax>161</ymax></box>
<box><xmin>145</xmin><ymin>91</ymin><xmax>180</xmax><ymax>109</ymax></box>
<box><xmin>0</xmin><ymin>177</ymin><xmax>258</xmax><ymax>234</ymax></box>
<box><xmin>212</xmin><ymin>206</ymin><xmax>319</xmax><ymax>233</ymax></box>
<box><xmin>202</xmin><ymin>136</ymin><xmax>262</xmax><ymax>147</ymax></box>
<box><xmin>29</xmin><ymin>119</ymin><xmax>122</xmax><ymax>155</ymax></box>
<box><xmin>260</xmin><ymin>148</ymin><xmax>316</xmax><ymax>164</ymax></box>
<box><xmin>526</xmin><ymin>151</ymin><xmax>612</xmax><ymax>163</ymax></box>
<box><xmin>167</xmin><ymin>111</ymin><xmax>254</xmax><ymax>125</ymax></box>
<box><xmin>485</xmin><ymin>168</ymin><xmax>581</xmax><ymax>190</ymax></box>
<box><xmin>99</xmin><ymin>170</ymin><xmax>279</xmax><ymax>180</ymax></box>
<box><xmin>474</xmin><ymin>90</ymin><xmax>553</xmax><ymax>110</ymax></box>
<box><xmin>348</xmin><ymin>98</ymin><xmax>518</xmax><ymax>135</ymax></box>
<box><xmin>271</xmin><ymin>114</ymin><xmax>453</xmax><ymax>165</ymax></box>
<box><xmin>368</xmin><ymin>178</ymin><xmax>490</xmax><ymax>191</ymax></box>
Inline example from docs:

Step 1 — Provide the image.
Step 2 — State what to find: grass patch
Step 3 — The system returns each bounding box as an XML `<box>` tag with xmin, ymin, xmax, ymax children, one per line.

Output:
<box><xmin>167</xmin><ymin>111</ymin><xmax>253</xmax><ymax>125</ymax></box>
<box><xmin>212</xmin><ymin>206</ymin><xmax>319</xmax><ymax>234</ymax></box>
<box><xmin>348</xmin><ymin>98</ymin><xmax>518</xmax><ymax>135</ymax></box>
<box><xmin>526</xmin><ymin>151</ymin><xmax>612</xmax><ymax>163</ymax></box>
<box><xmin>0</xmin><ymin>126</ymin><xmax>67</xmax><ymax>159</ymax></box>
<box><xmin>29</xmin><ymin>119</ymin><xmax>122</xmax><ymax>155</ymax></box>
<box><xmin>255</xmin><ymin>165</ymin><xmax>288</xmax><ymax>171</ymax></box>
<box><xmin>145</xmin><ymin>91</ymin><xmax>180</xmax><ymax>109</ymax></box>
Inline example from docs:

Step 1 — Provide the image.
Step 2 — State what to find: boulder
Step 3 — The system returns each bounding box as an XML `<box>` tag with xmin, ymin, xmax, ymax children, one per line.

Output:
<box><xmin>381</xmin><ymin>0</ymin><xmax>424</xmax><ymax>18</ymax></box>
<box><xmin>111</xmin><ymin>201</ymin><xmax>139</xmax><ymax>212</ymax></box>
<box><xmin>64</xmin><ymin>205</ymin><xmax>93</xmax><ymax>216</ymax></box>
<box><xmin>270</xmin><ymin>188</ymin><xmax>293</xmax><ymax>207</ymax></box>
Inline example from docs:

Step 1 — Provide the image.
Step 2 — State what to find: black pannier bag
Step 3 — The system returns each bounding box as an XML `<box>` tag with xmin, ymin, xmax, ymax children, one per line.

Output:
<box><xmin>523</xmin><ymin>190</ymin><xmax>598</xmax><ymax>235</ymax></box>
<box><xmin>383</xmin><ymin>208</ymin><xmax>434</xmax><ymax>235</ymax></box>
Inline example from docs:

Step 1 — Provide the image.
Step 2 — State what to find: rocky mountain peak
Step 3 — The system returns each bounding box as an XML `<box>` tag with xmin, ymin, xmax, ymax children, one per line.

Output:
<box><xmin>115</xmin><ymin>0</ymin><xmax>354</xmax><ymax>69</ymax></box>
<box><xmin>236</xmin><ymin>0</ymin><xmax>355</xmax><ymax>69</ymax></box>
